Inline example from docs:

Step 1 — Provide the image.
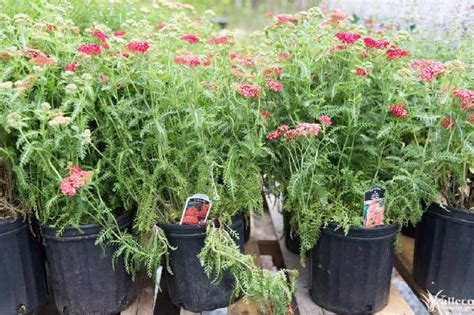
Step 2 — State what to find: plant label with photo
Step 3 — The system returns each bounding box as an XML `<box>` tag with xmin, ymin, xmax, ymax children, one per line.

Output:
<box><xmin>363</xmin><ymin>187</ymin><xmax>385</xmax><ymax>227</ymax></box>
<box><xmin>180</xmin><ymin>194</ymin><xmax>212</xmax><ymax>225</ymax></box>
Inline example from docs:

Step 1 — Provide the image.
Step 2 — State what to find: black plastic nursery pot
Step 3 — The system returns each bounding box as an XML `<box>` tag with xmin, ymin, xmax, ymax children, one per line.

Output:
<box><xmin>158</xmin><ymin>214</ymin><xmax>244</xmax><ymax>312</ymax></box>
<box><xmin>283</xmin><ymin>211</ymin><xmax>301</xmax><ymax>254</ymax></box>
<box><xmin>413</xmin><ymin>203</ymin><xmax>474</xmax><ymax>299</ymax></box>
<box><xmin>41</xmin><ymin>212</ymin><xmax>136</xmax><ymax>315</ymax></box>
<box><xmin>310</xmin><ymin>223</ymin><xmax>398</xmax><ymax>314</ymax></box>
<box><xmin>0</xmin><ymin>217</ymin><xmax>48</xmax><ymax>315</ymax></box>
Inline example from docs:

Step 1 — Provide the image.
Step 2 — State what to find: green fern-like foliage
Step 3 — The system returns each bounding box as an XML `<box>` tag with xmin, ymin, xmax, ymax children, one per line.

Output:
<box><xmin>199</xmin><ymin>225</ymin><xmax>297</xmax><ymax>315</ymax></box>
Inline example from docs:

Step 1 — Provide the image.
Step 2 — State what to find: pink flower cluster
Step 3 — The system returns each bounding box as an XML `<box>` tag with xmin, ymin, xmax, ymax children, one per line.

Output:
<box><xmin>78</xmin><ymin>43</ymin><xmax>102</xmax><ymax>55</ymax></box>
<box><xmin>174</xmin><ymin>55</ymin><xmax>210</xmax><ymax>67</ymax></box>
<box><xmin>126</xmin><ymin>41</ymin><xmax>150</xmax><ymax>54</ymax></box>
<box><xmin>60</xmin><ymin>166</ymin><xmax>93</xmax><ymax>196</ymax></box>
<box><xmin>181</xmin><ymin>34</ymin><xmax>200</xmax><ymax>44</ymax></box>
<box><xmin>208</xmin><ymin>35</ymin><xmax>228</xmax><ymax>44</ymax></box>
<box><xmin>363</xmin><ymin>37</ymin><xmax>390</xmax><ymax>48</ymax></box>
<box><xmin>410</xmin><ymin>59</ymin><xmax>445</xmax><ymax>81</ymax></box>
<box><xmin>266</xmin><ymin>79</ymin><xmax>283</xmax><ymax>92</ymax></box>
<box><xmin>390</xmin><ymin>103</ymin><xmax>408</xmax><ymax>118</ymax></box>
<box><xmin>336</xmin><ymin>32</ymin><xmax>361</xmax><ymax>44</ymax></box>
<box><xmin>319</xmin><ymin>115</ymin><xmax>332</xmax><ymax>126</ymax></box>
<box><xmin>386</xmin><ymin>49</ymin><xmax>410</xmax><ymax>60</ymax></box>
<box><xmin>236</xmin><ymin>83</ymin><xmax>260</xmax><ymax>98</ymax></box>
<box><xmin>266</xmin><ymin>123</ymin><xmax>321</xmax><ymax>140</ymax></box>
<box><xmin>453</xmin><ymin>88</ymin><xmax>474</xmax><ymax>110</ymax></box>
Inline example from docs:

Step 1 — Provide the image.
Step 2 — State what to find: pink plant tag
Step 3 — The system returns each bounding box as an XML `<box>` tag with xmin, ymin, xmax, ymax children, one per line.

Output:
<box><xmin>363</xmin><ymin>187</ymin><xmax>385</xmax><ymax>227</ymax></box>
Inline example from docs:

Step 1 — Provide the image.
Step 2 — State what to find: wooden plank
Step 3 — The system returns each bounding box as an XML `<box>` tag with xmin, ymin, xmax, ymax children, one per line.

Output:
<box><xmin>375</xmin><ymin>286</ymin><xmax>414</xmax><ymax>315</ymax></box>
<box><xmin>121</xmin><ymin>273</ymin><xmax>155</xmax><ymax>315</ymax></box>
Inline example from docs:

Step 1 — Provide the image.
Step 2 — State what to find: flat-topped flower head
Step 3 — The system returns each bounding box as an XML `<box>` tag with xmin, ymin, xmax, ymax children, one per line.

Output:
<box><xmin>208</xmin><ymin>35</ymin><xmax>228</xmax><ymax>44</ymax></box>
<box><xmin>354</xmin><ymin>67</ymin><xmax>368</xmax><ymax>76</ymax></box>
<box><xmin>266</xmin><ymin>79</ymin><xmax>283</xmax><ymax>92</ymax></box>
<box><xmin>453</xmin><ymin>88</ymin><xmax>474</xmax><ymax>110</ymax></box>
<box><xmin>386</xmin><ymin>49</ymin><xmax>410</xmax><ymax>60</ymax></box>
<box><xmin>126</xmin><ymin>41</ymin><xmax>150</xmax><ymax>54</ymax></box>
<box><xmin>390</xmin><ymin>103</ymin><xmax>408</xmax><ymax>118</ymax></box>
<box><xmin>181</xmin><ymin>34</ymin><xmax>200</xmax><ymax>43</ymax></box>
<box><xmin>236</xmin><ymin>83</ymin><xmax>260</xmax><ymax>98</ymax></box>
<box><xmin>336</xmin><ymin>32</ymin><xmax>361</xmax><ymax>44</ymax></box>
<box><xmin>363</xmin><ymin>37</ymin><xmax>390</xmax><ymax>48</ymax></box>
<box><xmin>319</xmin><ymin>115</ymin><xmax>332</xmax><ymax>126</ymax></box>
<box><xmin>78</xmin><ymin>43</ymin><xmax>102</xmax><ymax>55</ymax></box>
<box><xmin>410</xmin><ymin>59</ymin><xmax>445</xmax><ymax>81</ymax></box>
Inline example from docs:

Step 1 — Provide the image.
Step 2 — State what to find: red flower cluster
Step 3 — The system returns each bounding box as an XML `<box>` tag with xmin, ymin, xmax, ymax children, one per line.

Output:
<box><xmin>60</xmin><ymin>166</ymin><xmax>93</xmax><ymax>197</ymax></box>
<box><xmin>336</xmin><ymin>32</ymin><xmax>361</xmax><ymax>44</ymax></box>
<box><xmin>236</xmin><ymin>83</ymin><xmax>260</xmax><ymax>98</ymax></box>
<box><xmin>329</xmin><ymin>45</ymin><xmax>346</xmax><ymax>53</ymax></box>
<box><xmin>275</xmin><ymin>14</ymin><xmax>297</xmax><ymax>24</ymax></box>
<box><xmin>64</xmin><ymin>61</ymin><xmax>80</xmax><ymax>72</ymax></box>
<box><xmin>441</xmin><ymin>116</ymin><xmax>455</xmax><ymax>129</ymax></box>
<box><xmin>266</xmin><ymin>79</ymin><xmax>283</xmax><ymax>92</ymax></box>
<box><xmin>319</xmin><ymin>115</ymin><xmax>332</xmax><ymax>126</ymax></box>
<box><xmin>46</xmin><ymin>24</ymin><xmax>56</xmax><ymax>31</ymax></box>
<box><xmin>363</xmin><ymin>37</ymin><xmax>390</xmax><ymax>48</ymax></box>
<box><xmin>174</xmin><ymin>55</ymin><xmax>209</xmax><ymax>67</ymax></box>
<box><xmin>181</xmin><ymin>34</ymin><xmax>200</xmax><ymax>44</ymax></box>
<box><xmin>410</xmin><ymin>59</ymin><xmax>445</xmax><ymax>81</ymax></box>
<box><xmin>126</xmin><ymin>41</ymin><xmax>150</xmax><ymax>54</ymax></box>
<box><xmin>453</xmin><ymin>88</ymin><xmax>474</xmax><ymax>110</ymax></box>
<box><xmin>114</xmin><ymin>30</ymin><xmax>126</xmax><ymax>37</ymax></box>
<box><xmin>208</xmin><ymin>35</ymin><xmax>228</xmax><ymax>44</ymax></box>
<box><xmin>91</xmin><ymin>30</ymin><xmax>109</xmax><ymax>48</ymax></box>
<box><xmin>92</xmin><ymin>30</ymin><xmax>108</xmax><ymax>41</ymax></box>
<box><xmin>386</xmin><ymin>49</ymin><xmax>410</xmax><ymax>60</ymax></box>
<box><xmin>390</xmin><ymin>103</ymin><xmax>408</xmax><ymax>118</ymax></box>
<box><xmin>266</xmin><ymin>123</ymin><xmax>321</xmax><ymax>140</ymax></box>
<box><xmin>78</xmin><ymin>43</ymin><xmax>102</xmax><ymax>55</ymax></box>
<box><xmin>260</xmin><ymin>110</ymin><xmax>271</xmax><ymax>118</ymax></box>
<box><xmin>355</xmin><ymin>67</ymin><xmax>368</xmax><ymax>76</ymax></box>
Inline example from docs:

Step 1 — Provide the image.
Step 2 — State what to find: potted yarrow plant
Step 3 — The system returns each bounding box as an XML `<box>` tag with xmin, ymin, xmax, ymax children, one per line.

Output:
<box><xmin>259</xmin><ymin>8</ymin><xmax>439</xmax><ymax>313</ymax></box>
<box><xmin>0</xmin><ymin>1</ymin><xmax>297</xmax><ymax>314</ymax></box>
<box><xmin>412</xmin><ymin>66</ymin><xmax>474</xmax><ymax>299</ymax></box>
<box><xmin>0</xmin><ymin>9</ymin><xmax>144</xmax><ymax>314</ymax></box>
<box><xmin>89</xmin><ymin>8</ymin><xmax>297</xmax><ymax>314</ymax></box>
<box><xmin>0</xmin><ymin>128</ymin><xmax>48</xmax><ymax>315</ymax></box>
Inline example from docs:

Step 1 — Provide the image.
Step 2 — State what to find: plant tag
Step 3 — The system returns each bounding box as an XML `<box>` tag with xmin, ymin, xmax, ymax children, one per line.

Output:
<box><xmin>180</xmin><ymin>194</ymin><xmax>212</xmax><ymax>225</ymax></box>
<box><xmin>363</xmin><ymin>187</ymin><xmax>385</xmax><ymax>227</ymax></box>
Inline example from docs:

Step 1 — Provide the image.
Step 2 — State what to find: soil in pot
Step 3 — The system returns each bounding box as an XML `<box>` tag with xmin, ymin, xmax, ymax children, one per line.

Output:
<box><xmin>41</xmin><ymin>212</ymin><xmax>137</xmax><ymax>315</ymax></box>
<box><xmin>310</xmin><ymin>223</ymin><xmax>398</xmax><ymax>314</ymax></box>
<box><xmin>283</xmin><ymin>211</ymin><xmax>301</xmax><ymax>254</ymax></box>
<box><xmin>157</xmin><ymin>214</ymin><xmax>244</xmax><ymax>312</ymax></box>
<box><xmin>413</xmin><ymin>203</ymin><xmax>474</xmax><ymax>299</ymax></box>
<box><xmin>0</xmin><ymin>217</ymin><xmax>48</xmax><ymax>315</ymax></box>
